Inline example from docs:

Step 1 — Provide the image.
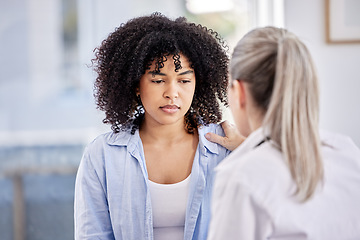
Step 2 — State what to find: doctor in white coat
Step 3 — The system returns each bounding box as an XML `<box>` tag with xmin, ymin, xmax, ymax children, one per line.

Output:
<box><xmin>208</xmin><ymin>26</ymin><xmax>360</xmax><ymax>240</ymax></box>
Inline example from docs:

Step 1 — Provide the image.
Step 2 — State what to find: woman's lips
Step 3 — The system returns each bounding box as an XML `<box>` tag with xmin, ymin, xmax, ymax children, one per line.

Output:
<box><xmin>160</xmin><ymin>105</ymin><xmax>180</xmax><ymax>114</ymax></box>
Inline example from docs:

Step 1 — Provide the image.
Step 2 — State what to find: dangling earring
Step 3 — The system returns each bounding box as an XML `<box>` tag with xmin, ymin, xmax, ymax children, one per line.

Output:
<box><xmin>136</xmin><ymin>93</ymin><xmax>143</xmax><ymax>110</ymax></box>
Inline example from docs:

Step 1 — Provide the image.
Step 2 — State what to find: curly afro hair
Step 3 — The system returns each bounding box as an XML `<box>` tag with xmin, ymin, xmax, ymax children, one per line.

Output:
<box><xmin>93</xmin><ymin>12</ymin><xmax>229</xmax><ymax>134</ymax></box>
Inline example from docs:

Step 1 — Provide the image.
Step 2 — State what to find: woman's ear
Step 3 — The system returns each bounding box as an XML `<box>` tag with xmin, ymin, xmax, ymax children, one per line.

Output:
<box><xmin>238</xmin><ymin>80</ymin><xmax>247</xmax><ymax>108</ymax></box>
<box><xmin>231</xmin><ymin>80</ymin><xmax>247</xmax><ymax>109</ymax></box>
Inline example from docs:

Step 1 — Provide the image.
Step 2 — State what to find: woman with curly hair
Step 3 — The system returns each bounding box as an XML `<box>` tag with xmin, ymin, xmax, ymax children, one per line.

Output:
<box><xmin>74</xmin><ymin>13</ymin><xmax>242</xmax><ymax>240</ymax></box>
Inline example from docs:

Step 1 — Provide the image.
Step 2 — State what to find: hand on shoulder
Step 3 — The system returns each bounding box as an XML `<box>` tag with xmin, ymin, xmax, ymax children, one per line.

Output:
<box><xmin>205</xmin><ymin>120</ymin><xmax>246</xmax><ymax>151</ymax></box>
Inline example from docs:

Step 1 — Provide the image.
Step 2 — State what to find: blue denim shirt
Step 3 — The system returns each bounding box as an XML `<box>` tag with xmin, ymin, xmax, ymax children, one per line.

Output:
<box><xmin>74</xmin><ymin>124</ymin><xmax>230</xmax><ymax>240</ymax></box>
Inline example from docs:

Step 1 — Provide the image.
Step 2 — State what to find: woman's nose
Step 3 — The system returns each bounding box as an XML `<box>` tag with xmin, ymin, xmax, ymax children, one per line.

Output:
<box><xmin>164</xmin><ymin>82</ymin><xmax>179</xmax><ymax>100</ymax></box>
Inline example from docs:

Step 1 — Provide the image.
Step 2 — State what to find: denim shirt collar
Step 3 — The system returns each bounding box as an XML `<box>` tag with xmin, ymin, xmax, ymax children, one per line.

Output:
<box><xmin>105</xmin><ymin>125</ymin><xmax>220</xmax><ymax>156</ymax></box>
<box><xmin>198</xmin><ymin>125</ymin><xmax>220</xmax><ymax>155</ymax></box>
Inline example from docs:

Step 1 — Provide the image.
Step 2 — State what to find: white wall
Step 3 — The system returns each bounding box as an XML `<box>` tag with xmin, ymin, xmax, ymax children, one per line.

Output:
<box><xmin>284</xmin><ymin>0</ymin><xmax>360</xmax><ymax>147</ymax></box>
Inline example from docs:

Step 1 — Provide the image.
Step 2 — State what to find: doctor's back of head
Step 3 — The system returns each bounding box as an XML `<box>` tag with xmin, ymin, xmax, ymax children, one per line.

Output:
<box><xmin>230</xmin><ymin>26</ymin><xmax>322</xmax><ymax>201</ymax></box>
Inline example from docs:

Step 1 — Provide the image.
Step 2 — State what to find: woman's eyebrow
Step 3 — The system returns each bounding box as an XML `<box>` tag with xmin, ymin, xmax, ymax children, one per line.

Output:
<box><xmin>148</xmin><ymin>71</ymin><xmax>166</xmax><ymax>76</ymax></box>
<box><xmin>178</xmin><ymin>70</ymin><xmax>194</xmax><ymax>76</ymax></box>
<box><xmin>147</xmin><ymin>70</ymin><xmax>194</xmax><ymax>76</ymax></box>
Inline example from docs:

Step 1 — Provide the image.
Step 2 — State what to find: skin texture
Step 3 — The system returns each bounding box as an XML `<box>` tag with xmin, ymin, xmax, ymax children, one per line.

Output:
<box><xmin>138</xmin><ymin>54</ymin><xmax>196</xmax><ymax>129</ymax></box>
<box><xmin>139</xmin><ymin>55</ymin><xmax>198</xmax><ymax>183</ymax></box>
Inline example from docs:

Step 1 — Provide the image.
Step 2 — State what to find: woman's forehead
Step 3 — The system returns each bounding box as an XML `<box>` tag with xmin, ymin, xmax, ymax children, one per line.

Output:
<box><xmin>147</xmin><ymin>53</ymin><xmax>192</xmax><ymax>71</ymax></box>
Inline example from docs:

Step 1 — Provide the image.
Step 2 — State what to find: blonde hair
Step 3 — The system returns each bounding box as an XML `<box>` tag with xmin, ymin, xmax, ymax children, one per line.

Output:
<box><xmin>230</xmin><ymin>27</ymin><xmax>323</xmax><ymax>201</ymax></box>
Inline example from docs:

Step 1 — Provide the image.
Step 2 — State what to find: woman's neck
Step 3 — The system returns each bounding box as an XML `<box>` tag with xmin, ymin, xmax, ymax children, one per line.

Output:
<box><xmin>248</xmin><ymin>102</ymin><xmax>265</xmax><ymax>133</ymax></box>
<box><xmin>139</xmin><ymin>118</ymin><xmax>194</xmax><ymax>145</ymax></box>
<box><xmin>140</xmin><ymin>117</ymin><xmax>199</xmax><ymax>184</ymax></box>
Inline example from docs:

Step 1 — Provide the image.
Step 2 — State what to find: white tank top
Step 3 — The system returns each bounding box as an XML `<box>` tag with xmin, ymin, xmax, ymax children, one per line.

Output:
<box><xmin>149</xmin><ymin>174</ymin><xmax>191</xmax><ymax>240</ymax></box>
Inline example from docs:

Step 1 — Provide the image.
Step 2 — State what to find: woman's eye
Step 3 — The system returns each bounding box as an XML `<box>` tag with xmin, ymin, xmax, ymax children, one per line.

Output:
<box><xmin>151</xmin><ymin>80</ymin><xmax>164</xmax><ymax>84</ymax></box>
<box><xmin>179</xmin><ymin>80</ymin><xmax>191</xmax><ymax>83</ymax></box>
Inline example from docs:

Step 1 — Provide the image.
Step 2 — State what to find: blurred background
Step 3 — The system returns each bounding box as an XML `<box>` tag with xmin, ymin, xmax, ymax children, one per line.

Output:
<box><xmin>0</xmin><ymin>0</ymin><xmax>359</xmax><ymax>239</ymax></box>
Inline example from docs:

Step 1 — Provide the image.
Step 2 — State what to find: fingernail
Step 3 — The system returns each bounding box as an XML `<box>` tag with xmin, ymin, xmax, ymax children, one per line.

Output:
<box><xmin>205</xmin><ymin>133</ymin><xmax>211</xmax><ymax>140</ymax></box>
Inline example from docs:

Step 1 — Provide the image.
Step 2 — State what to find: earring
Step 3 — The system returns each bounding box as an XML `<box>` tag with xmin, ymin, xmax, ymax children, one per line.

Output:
<box><xmin>136</xmin><ymin>93</ymin><xmax>142</xmax><ymax>106</ymax></box>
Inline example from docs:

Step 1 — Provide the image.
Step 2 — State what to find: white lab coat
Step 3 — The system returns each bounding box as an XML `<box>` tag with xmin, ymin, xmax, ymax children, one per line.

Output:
<box><xmin>208</xmin><ymin>128</ymin><xmax>360</xmax><ymax>240</ymax></box>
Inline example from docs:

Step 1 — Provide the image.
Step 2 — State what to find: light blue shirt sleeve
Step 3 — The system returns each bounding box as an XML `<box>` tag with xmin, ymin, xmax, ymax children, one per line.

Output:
<box><xmin>74</xmin><ymin>145</ymin><xmax>115</xmax><ymax>240</ymax></box>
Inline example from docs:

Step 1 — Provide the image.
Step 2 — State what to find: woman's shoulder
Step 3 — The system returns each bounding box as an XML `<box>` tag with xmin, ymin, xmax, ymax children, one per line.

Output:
<box><xmin>320</xmin><ymin>130</ymin><xmax>360</xmax><ymax>174</ymax></box>
<box><xmin>320</xmin><ymin>129</ymin><xmax>360</xmax><ymax>152</ymax></box>
<box><xmin>85</xmin><ymin>129</ymin><xmax>136</xmax><ymax>153</ymax></box>
<box><xmin>81</xmin><ymin>129</ymin><xmax>140</xmax><ymax>169</ymax></box>
<box><xmin>199</xmin><ymin>123</ymin><xmax>225</xmax><ymax>136</ymax></box>
<box><xmin>198</xmin><ymin>123</ymin><xmax>230</xmax><ymax>162</ymax></box>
